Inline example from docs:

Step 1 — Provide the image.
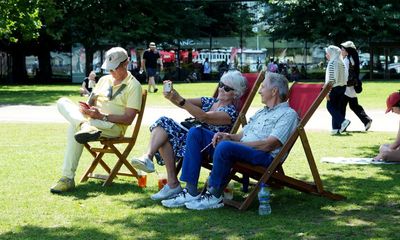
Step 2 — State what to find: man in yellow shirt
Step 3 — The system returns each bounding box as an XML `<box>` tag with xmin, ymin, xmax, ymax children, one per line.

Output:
<box><xmin>51</xmin><ymin>47</ymin><xmax>142</xmax><ymax>193</ymax></box>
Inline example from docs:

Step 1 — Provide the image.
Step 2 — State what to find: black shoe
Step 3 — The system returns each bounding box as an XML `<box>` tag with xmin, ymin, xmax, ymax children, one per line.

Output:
<box><xmin>74</xmin><ymin>124</ymin><xmax>101</xmax><ymax>144</ymax></box>
<box><xmin>154</xmin><ymin>88</ymin><xmax>158</xmax><ymax>93</ymax></box>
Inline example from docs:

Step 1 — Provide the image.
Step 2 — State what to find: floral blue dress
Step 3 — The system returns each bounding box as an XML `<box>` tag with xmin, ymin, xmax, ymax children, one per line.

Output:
<box><xmin>150</xmin><ymin>97</ymin><xmax>237</xmax><ymax>164</ymax></box>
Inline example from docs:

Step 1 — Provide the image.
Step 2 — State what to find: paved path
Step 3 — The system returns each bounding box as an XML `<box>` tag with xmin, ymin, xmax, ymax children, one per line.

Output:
<box><xmin>0</xmin><ymin>104</ymin><xmax>397</xmax><ymax>132</ymax></box>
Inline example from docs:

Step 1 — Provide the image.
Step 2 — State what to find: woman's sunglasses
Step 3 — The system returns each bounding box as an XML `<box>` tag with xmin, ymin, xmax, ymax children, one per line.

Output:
<box><xmin>218</xmin><ymin>81</ymin><xmax>235</xmax><ymax>92</ymax></box>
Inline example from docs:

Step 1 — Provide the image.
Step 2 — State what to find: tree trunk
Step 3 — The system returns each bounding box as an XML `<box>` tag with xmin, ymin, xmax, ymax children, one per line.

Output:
<box><xmin>10</xmin><ymin>44</ymin><xmax>27</xmax><ymax>84</ymax></box>
<box><xmin>37</xmin><ymin>49</ymin><xmax>52</xmax><ymax>84</ymax></box>
<box><xmin>85</xmin><ymin>45</ymin><xmax>94</xmax><ymax>75</ymax></box>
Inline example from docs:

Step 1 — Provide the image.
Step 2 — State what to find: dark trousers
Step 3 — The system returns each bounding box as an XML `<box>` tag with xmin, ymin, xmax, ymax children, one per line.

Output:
<box><xmin>180</xmin><ymin>127</ymin><xmax>273</xmax><ymax>190</ymax></box>
<box><xmin>327</xmin><ymin>86</ymin><xmax>346</xmax><ymax>130</ymax></box>
<box><xmin>343</xmin><ymin>95</ymin><xmax>372</xmax><ymax>126</ymax></box>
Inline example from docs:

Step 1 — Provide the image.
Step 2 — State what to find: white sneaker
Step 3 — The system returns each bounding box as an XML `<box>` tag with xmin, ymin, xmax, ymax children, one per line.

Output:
<box><xmin>365</xmin><ymin>120</ymin><xmax>372</xmax><ymax>131</ymax></box>
<box><xmin>331</xmin><ymin>129</ymin><xmax>340</xmax><ymax>135</ymax></box>
<box><xmin>185</xmin><ymin>191</ymin><xmax>224</xmax><ymax>210</ymax></box>
<box><xmin>130</xmin><ymin>155</ymin><xmax>155</xmax><ymax>173</ymax></box>
<box><xmin>339</xmin><ymin>119</ymin><xmax>351</xmax><ymax>133</ymax></box>
<box><xmin>161</xmin><ymin>188</ymin><xmax>200</xmax><ymax>208</ymax></box>
<box><xmin>151</xmin><ymin>184</ymin><xmax>183</xmax><ymax>201</ymax></box>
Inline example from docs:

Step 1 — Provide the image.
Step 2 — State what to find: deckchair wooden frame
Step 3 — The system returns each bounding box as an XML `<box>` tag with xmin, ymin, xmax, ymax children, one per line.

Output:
<box><xmin>80</xmin><ymin>90</ymin><xmax>147</xmax><ymax>186</ymax></box>
<box><xmin>223</xmin><ymin>82</ymin><xmax>346</xmax><ymax>211</ymax></box>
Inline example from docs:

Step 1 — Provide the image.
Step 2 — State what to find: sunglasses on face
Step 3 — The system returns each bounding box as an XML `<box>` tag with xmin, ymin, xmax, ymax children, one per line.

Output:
<box><xmin>218</xmin><ymin>81</ymin><xmax>235</xmax><ymax>92</ymax></box>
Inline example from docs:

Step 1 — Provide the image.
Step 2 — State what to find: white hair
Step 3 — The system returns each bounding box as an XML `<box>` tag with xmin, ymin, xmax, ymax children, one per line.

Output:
<box><xmin>220</xmin><ymin>70</ymin><xmax>247</xmax><ymax>99</ymax></box>
<box><xmin>265</xmin><ymin>72</ymin><xmax>289</xmax><ymax>101</ymax></box>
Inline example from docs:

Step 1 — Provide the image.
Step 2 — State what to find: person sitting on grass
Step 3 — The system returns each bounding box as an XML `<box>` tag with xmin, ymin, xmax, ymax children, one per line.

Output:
<box><xmin>50</xmin><ymin>47</ymin><xmax>143</xmax><ymax>194</ymax></box>
<box><xmin>130</xmin><ymin>70</ymin><xmax>247</xmax><ymax>201</ymax></box>
<box><xmin>79</xmin><ymin>71</ymin><xmax>97</xmax><ymax>96</ymax></box>
<box><xmin>161</xmin><ymin>72</ymin><xmax>299</xmax><ymax>210</ymax></box>
<box><xmin>373</xmin><ymin>91</ymin><xmax>400</xmax><ymax>162</ymax></box>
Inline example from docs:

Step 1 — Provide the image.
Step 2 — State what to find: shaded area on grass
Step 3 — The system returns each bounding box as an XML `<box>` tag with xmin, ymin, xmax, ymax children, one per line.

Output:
<box><xmin>57</xmin><ymin>181</ymin><xmax>148</xmax><ymax>201</ymax></box>
<box><xmin>0</xmin><ymin>89</ymin><xmax>78</xmax><ymax>105</ymax></box>
<box><xmin>0</xmin><ymin>226</ymin><xmax>118</xmax><ymax>240</ymax></box>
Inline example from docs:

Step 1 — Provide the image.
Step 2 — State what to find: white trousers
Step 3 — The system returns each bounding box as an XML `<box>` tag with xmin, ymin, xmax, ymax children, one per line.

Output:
<box><xmin>57</xmin><ymin>97</ymin><xmax>120</xmax><ymax>179</ymax></box>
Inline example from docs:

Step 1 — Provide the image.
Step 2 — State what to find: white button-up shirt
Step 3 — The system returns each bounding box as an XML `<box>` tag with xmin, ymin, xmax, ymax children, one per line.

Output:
<box><xmin>241</xmin><ymin>102</ymin><xmax>299</xmax><ymax>157</ymax></box>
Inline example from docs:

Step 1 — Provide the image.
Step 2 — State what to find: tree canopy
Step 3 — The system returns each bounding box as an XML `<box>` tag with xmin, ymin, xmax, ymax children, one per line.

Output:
<box><xmin>264</xmin><ymin>0</ymin><xmax>400</xmax><ymax>45</ymax></box>
<box><xmin>0</xmin><ymin>0</ymin><xmax>42</xmax><ymax>42</ymax></box>
<box><xmin>1</xmin><ymin>0</ymin><xmax>252</xmax><ymax>83</ymax></box>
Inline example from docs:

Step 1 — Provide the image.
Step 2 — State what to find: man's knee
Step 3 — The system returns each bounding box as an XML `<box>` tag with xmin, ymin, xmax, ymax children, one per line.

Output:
<box><xmin>214</xmin><ymin>141</ymin><xmax>237</xmax><ymax>158</ymax></box>
<box><xmin>57</xmin><ymin>97</ymin><xmax>73</xmax><ymax>111</ymax></box>
<box><xmin>57</xmin><ymin>97</ymin><xmax>70</xmax><ymax>106</ymax></box>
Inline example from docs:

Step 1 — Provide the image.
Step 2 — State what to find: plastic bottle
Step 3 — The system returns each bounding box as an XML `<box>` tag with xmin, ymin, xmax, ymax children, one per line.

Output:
<box><xmin>258</xmin><ymin>183</ymin><xmax>271</xmax><ymax>215</ymax></box>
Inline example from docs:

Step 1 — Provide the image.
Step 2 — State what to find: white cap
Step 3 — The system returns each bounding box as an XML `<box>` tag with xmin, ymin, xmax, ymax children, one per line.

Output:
<box><xmin>101</xmin><ymin>47</ymin><xmax>128</xmax><ymax>71</ymax></box>
<box><xmin>341</xmin><ymin>41</ymin><xmax>356</xmax><ymax>50</ymax></box>
<box><xmin>149</xmin><ymin>42</ymin><xmax>156</xmax><ymax>47</ymax></box>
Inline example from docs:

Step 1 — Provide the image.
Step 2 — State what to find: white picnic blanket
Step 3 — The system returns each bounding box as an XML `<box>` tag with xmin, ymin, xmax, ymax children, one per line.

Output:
<box><xmin>320</xmin><ymin>157</ymin><xmax>398</xmax><ymax>165</ymax></box>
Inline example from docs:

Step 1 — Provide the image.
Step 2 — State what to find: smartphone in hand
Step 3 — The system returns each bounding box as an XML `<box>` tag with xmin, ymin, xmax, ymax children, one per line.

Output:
<box><xmin>163</xmin><ymin>80</ymin><xmax>172</xmax><ymax>93</ymax></box>
<box><xmin>79</xmin><ymin>101</ymin><xmax>91</xmax><ymax>109</ymax></box>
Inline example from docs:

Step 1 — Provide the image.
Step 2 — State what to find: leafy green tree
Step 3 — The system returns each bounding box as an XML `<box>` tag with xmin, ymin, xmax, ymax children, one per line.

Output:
<box><xmin>0</xmin><ymin>0</ymin><xmax>42</xmax><ymax>42</ymax></box>
<box><xmin>0</xmin><ymin>0</ymin><xmax>60</xmax><ymax>83</ymax></box>
<box><xmin>263</xmin><ymin>0</ymin><xmax>400</xmax><ymax>45</ymax></box>
<box><xmin>1</xmin><ymin>0</ymin><xmax>252</xmax><ymax>83</ymax></box>
<box><xmin>0</xmin><ymin>0</ymin><xmax>42</xmax><ymax>83</ymax></box>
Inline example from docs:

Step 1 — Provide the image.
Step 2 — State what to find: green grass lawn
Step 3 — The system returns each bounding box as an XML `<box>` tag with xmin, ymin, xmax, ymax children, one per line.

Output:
<box><xmin>0</xmin><ymin>123</ymin><xmax>399</xmax><ymax>240</ymax></box>
<box><xmin>1</xmin><ymin>80</ymin><xmax>400</xmax><ymax>109</ymax></box>
<box><xmin>1</xmin><ymin>81</ymin><xmax>400</xmax><ymax>239</ymax></box>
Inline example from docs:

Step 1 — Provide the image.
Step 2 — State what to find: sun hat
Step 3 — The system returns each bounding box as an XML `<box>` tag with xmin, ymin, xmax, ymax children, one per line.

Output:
<box><xmin>386</xmin><ymin>91</ymin><xmax>400</xmax><ymax>113</ymax></box>
<box><xmin>341</xmin><ymin>41</ymin><xmax>356</xmax><ymax>50</ymax></box>
<box><xmin>101</xmin><ymin>47</ymin><xmax>128</xmax><ymax>71</ymax></box>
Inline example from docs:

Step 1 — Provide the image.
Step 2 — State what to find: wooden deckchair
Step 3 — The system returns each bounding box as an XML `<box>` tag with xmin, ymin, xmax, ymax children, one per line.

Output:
<box><xmin>175</xmin><ymin>71</ymin><xmax>265</xmax><ymax>172</ymax></box>
<box><xmin>80</xmin><ymin>90</ymin><xmax>147</xmax><ymax>186</ymax></box>
<box><xmin>224</xmin><ymin>82</ymin><xmax>346</xmax><ymax>211</ymax></box>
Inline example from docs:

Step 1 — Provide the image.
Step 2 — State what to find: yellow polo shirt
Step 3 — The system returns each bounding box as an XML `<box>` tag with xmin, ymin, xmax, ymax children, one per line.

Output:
<box><xmin>92</xmin><ymin>72</ymin><xmax>142</xmax><ymax>135</ymax></box>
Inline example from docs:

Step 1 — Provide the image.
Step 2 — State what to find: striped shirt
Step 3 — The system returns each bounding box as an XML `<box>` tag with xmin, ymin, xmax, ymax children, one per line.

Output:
<box><xmin>325</xmin><ymin>60</ymin><xmax>346</xmax><ymax>87</ymax></box>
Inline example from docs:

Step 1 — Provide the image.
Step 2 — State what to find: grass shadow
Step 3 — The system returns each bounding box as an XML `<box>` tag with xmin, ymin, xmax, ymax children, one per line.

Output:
<box><xmin>0</xmin><ymin>225</ymin><xmax>118</xmax><ymax>240</ymax></box>
<box><xmin>57</xmin><ymin>181</ymin><xmax>147</xmax><ymax>200</ymax></box>
<box><xmin>0</xmin><ymin>89</ymin><xmax>78</xmax><ymax>105</ymax></box>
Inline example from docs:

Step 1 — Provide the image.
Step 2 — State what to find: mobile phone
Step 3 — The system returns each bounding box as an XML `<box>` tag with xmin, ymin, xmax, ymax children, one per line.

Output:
<box><xmin>163</xmin><ymin>80</ymin><xmax>172</xmax><ymax>93</ymax></box>
<box><xmin>79</xmin><ymin>101</ymin><xmax>90</xmax><ymax>109</ymax></box>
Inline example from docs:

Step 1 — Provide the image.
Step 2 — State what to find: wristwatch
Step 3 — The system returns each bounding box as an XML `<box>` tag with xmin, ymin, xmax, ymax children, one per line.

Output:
<box><xmin>102</xmin><ymin>114</ymin><xmax>109</xmax><ymax>122</ymax></box>
<box><xmin>179</xmin><ymin>98</ymin><xmax>186</xmax><ymax>107</ymax></box>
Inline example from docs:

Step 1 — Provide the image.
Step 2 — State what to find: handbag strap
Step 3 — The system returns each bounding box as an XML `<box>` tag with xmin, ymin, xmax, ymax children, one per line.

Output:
<box><xmin>108</xmin><ymin>84</ymin><xmax>127</xmax><ymax>100</ymax></box>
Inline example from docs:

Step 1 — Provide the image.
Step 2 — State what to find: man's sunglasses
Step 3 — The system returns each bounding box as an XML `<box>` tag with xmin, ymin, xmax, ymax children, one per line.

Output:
<box><xmin>218</xmin><ymin>81</ymin><xmax>235</xmax><ymax>92</ymax></box>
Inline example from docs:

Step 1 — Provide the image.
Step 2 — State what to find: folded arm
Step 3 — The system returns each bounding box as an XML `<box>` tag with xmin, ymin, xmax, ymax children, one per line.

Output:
<box><xmin>239</xmin><ymin>136</ymin><xmax>282</xmax><ymax>152</ymax></box>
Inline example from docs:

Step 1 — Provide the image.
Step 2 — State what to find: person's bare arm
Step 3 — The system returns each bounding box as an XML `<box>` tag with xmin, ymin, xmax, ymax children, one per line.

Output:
<box><xmin>390</xmin><ymin>122</ymin><xmax>400</xmax><ymax>149</ymax></box>
<box><xmin>165</xmin><ymin>89</ymin><xmax>232</xmax><ymax>125</ymax></box>
<box><xmin>81</xmin><ymin>106</ymin><xmax>138</xmax><ymax>125</ymax></box>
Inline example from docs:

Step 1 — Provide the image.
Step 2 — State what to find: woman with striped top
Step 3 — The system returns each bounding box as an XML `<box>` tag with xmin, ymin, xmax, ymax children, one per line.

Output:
<box><xmin>325</xmin><ymin>45</ymin><xmax>349</xmax><ymax>135</ymax></box>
